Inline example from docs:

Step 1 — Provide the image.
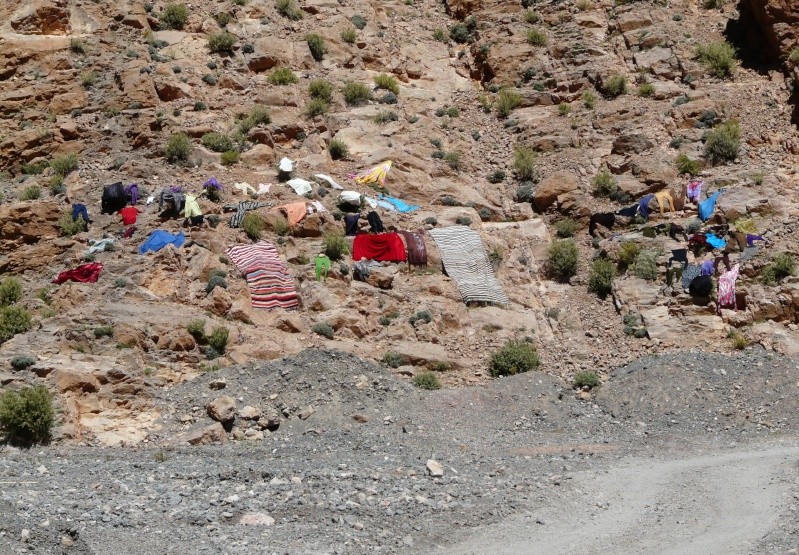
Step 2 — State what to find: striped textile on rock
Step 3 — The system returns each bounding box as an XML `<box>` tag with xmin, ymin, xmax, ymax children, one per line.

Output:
<box><xmin>226</xmin><ymin>201</ymin><xmax>271</xmax><ymax>228</ymax></box>
<box><xmin>428</xmin><ymin>226</ymin><xmax>509</xmax><ymax>305</ymax></box>
<box><xmin>226</xmin><ymin>242</ymin><xmax>299</xmax><ymax>309</ymax></box>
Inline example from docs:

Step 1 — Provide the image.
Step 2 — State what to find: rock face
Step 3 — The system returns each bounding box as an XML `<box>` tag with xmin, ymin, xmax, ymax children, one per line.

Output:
<box><xmin>532</xmin><ymin>171</ymin><xmax>580</xmax><ymax>211</ymax></box>
<box><xmin>10</xmin><ymin>3</ymin><xmax>71</xmax><ymax>35</ymax></box>
<box><xmin>739</xmin><ymin>0</ymin><xmax>799</xmax><ymax>60</ymax></box>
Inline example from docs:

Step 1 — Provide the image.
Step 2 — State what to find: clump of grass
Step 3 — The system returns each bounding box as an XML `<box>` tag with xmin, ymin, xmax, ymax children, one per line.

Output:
<box><xmin>374</xmin><ymin>73</ymin><xmax>400</xmax><ymax>95</ymax></box>
<box><xmin>242</xmin><ymin>212</ymin><xmax>265</xmax><ymax>241</ymax></box>
<box><xmin>165</xmin><ymin>132</ymin><xmax>191</xmax><ymax>163</ymax></box>
<box><xmin>58</xmin><ymin>213</ymin><xmax>85</xmax><ymax>236</ymax></box>
<box><xmin>588</xmin><ymin>258</ymin><xmax>616</xmax><ymax>298</ymax></box>
<box><xmin>557</xmin><ymin>102</ymin><xmax>571</xmax><ymax>116</ymax></box>
<box><xmin>306</xmin><ymin>33</ymin><xmax>326</xmax><ymax>61</ymax></box>
<box><xmin>309</xmin><ymin>79</ymin><xmax>333</xmax><ymax>102</ymax></box>
<box><xmin>0</xmin><ymin>306</ymin><xmax>33</xmax><ymax>345</ymax></box>
<box><xmin>220</xmin><ymin>151</ymin><xmax>239</xmax><ymax>166</ymax></box>
<box><xmin>603</xmin><ymin>74</ymin><xmax>627</xmax><ymax>98</ymax></box>
<box><xmin>728</xmin><ymin>329</ymin><xmax>748</xmax><ymax>350</ymax></box>
<box><xmin>276</xmin><ymin>0</ymin><xmax>303</xmax><ymax>20</ymax></box>
<box><xmin>554</xmin><ymin>218</ymin><xmax>579</xmax><ymax>238</ymax></box>
<box><xmin>69</xmin><ymin>38</ymin><xmax>87</xmax><ymax>54</ymax></box>
<box><xmin>676</xmin><ymin>154</ymin><xmax>702</xmax><ymax>175</ymax></box>
<box><xmin>637</xmin><ymin>83</ymin><xmax>655</xmax><ymax>97</ymax></box>
<box><xmin>312</xmin><ymin>322</ymin><xmax>334</xmax><ymax>339</ymax></box>
<box><xmin>50</xmin><ymin>154</ymin><xmax>78</xmax><ymax>177</ymax></box>
<box><xmin>527</xmin><ymin>28</ymin><xmax>548</xmax><ymax>46</ymax></box>
<box><xmin>306</xmin><ymin>99</ymin><xmax>328</xmax><ymax>117</ymax></box>
<box><xmin>382</xmin><ymin>352</ymin><xmax>404</xmax><ymax>368</ymax></box>
<box><xmin>617</xmin><ymin>242</ymin><xmax>641</xmax><ymax>272</ymax></box>
<box><xmin>592</xmin><ymin>170</ymin><xmax>617</xmax><ymax>197</ymax></box>
<box><xmin>413</xmin><ymin>372</ymin><xmax>441</xmax><ymax>390</ymax></box>
<box><xmin>703</xmin><ymin>120</ymin><xmax>741</xmax><ymax>163</ymax></box>
<box><xmin>268</xmin><ymin>67</ymin><xmax>298</xmax><ymax>85</ymax></box>
<box><xmin>524</xmin><ymin>10</ymin><xmax>540</xmax><ymax>23</ymax></box>
<box><xmin>513</xmin><ymin>146</ymin><xmax>537</xmax><ymax>181</ymax></box>
<box><xmin>0</xmin><ymin>386</ymin><xmax>54</xmax><ymax>447</ymax></box>
<box><xmin>93</xmin><ymin>325</ymin><xmax>114</xmax><ymax>338</ymax></box>
<box><xmin>433</xmin><ymin>28</ymin><xmax>446</xmax><ymax>42</ymax></box>
<box><xmin>695</xmin><ymin>41</ymin><xmax>736</xmax><ymax>78</ymax></box>
<box><xmin>187</xmin><ymin>319</ymin><xmax>206</xmax><ymax>341</ymax></box>
<box><xmin>547</xmin><ymin>239</ymin><xmax>578</xmax><ymax>282</ymax></box>
<box><xmin>202</xmin><ymin>132</ymin><xmax>233</xmax><ymax>153</ymax></box>
<box><xmin>409</xmin><ymin>310</ymin><xmax>432</xmax><ymax>326</ymax></box>
<box><xmin>573</xmin><ymin>371</ymin><xmax>600</xmax><ymax>389</ymax></box>
<box><xmin>329</xmin><ymin>139</ymin><xmax>349</xmax><ymax>160</ymax></box>
<box><xmin>159</xmin><ymin>3</ymin><xmax>188</xmax><ymax>30</ymax></box>
<box><xmin>342</xmin><ymin>82</ymin><xmax>372</xmax><ymax>106</ymax></box>
<box><xmin>496</xmin><ymin>89</ymin><xmax>521</xmax><ymax>118</ymax></box>
<box><xmin>0</xmin><ymin>278</ymin><xmax>22</xmax><ymax>308</ymax></box>
<box><xmin>489</xmin><ymin>340</ymin><xmax>540</xmax><ymax>377</ymax></box>
<box><xmin>21</xmin><ymin>161</ymin><xmax>47</xmax><ymax>175</ymax></box>
<box><xmin>444</xmin><ymin>151</ymin><xmax>462</xmax><ymax>171</ymax></box>
<box><xmin>582</xmin><ymin>90</ymin><xmax>596</xmax><ymax>109</ymax></box>
<box><xmin>207</xmin><ymin>31</ymin><xmax>237</xmax><ymax>54</ymax></box>
<box><xmin>324</xmin><ymin>232</ymin><xmax>349</xmax><ymax>261</ymax></box>
<box><xmin>761</xmin><ymin>252</ymin><xmax>795</xmax><ymax>285</ymax></box>
<box><xmin>373</xmin><ymin>110</ymin><xmax>398</xmax><ymax>124</ymax></box>
<box><xmin>341</xmin><ymin>27</ymin><xmax>357</xmax><ymax>44</ymax></box>
<box><xmin>19</xmin><ymin>186</ymin><xmax>41</xmax><ymax>201</ymax></box>
<box><xmin>789</xmin><ymin>47</ymin><xmax>799</xmax><ymax>64</ymax></box>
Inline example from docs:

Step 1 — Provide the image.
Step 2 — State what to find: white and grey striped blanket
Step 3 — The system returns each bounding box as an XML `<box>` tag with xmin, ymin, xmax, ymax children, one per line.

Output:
<box><xmin>225</xmin><ymin>201</ymin><xmax>271</xmax><ymax>228</ymax></box>
<box><xmin>429</xmin><ymin>226</ymin><xmax>509</xmax><ymax>305</ymax></box>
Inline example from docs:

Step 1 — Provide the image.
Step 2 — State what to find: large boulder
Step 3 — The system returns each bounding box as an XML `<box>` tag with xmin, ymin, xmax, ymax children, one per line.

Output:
<box><xmin>207</xmin><ymin>396</ymin><xmax>236</xmax><ymax>425</ymax></box>
<box><xmin>532</xmin><ymin>171</ymin><xmax>580</xmax><ymax>211</ymax></box>
<box><xmin>10</xmin><ymin>3</ymin><xmax>70</xmax><ymax>35</ymax></box>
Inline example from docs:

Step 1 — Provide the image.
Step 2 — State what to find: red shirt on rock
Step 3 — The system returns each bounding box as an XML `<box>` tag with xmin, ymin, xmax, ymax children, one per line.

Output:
<box><xmin>119</xmin><ymin>206</ymin><xmax>139</xmax><ymax>225</ymax></box>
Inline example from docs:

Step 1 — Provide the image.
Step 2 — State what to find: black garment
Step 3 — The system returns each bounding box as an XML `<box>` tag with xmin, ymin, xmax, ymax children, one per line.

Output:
<box><xmin>668</xmin><ymin>248</ymin><xmax>689</xmax><ymax>268</ymax></box>
<box><xmin>689</xmin><ymin>275</ymin><xmax>713</xmax><ymax>297</ymax></box>
<box><xmin>185</xmin><ymin>215</ymin><xmax>203</xmax><ymax>226</ymax></box>
<box><xmin>668</xmin><ymin>223</ymin><xmax>688</xmax><ymax>242</ymax></box>
<box><xmin>101</xmin><ymin>182</ymin><xmax>127</xmax><ymax>214</ymax></box>
<box><xmin>589</xmin><ymin>212</ymin><xmax>614</xmax><ymax>237</ymax></box>
<box><xmin>616</xmin><ymin>205</ymin><xmax>639</xmax><ymax>218</ymax></box>
<box><xmin>344</xmin><ymin>214</ymin><xmax>360</xmax><ymax>236</ymax></box>
<box><xmin>367</xmin><ymin>211</ymin><xmax>384</xmax><ymax>233</ymax></box>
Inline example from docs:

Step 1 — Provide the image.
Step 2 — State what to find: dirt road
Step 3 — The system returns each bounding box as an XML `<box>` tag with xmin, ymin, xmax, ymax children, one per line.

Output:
<box><xmin>437</xmin><ymin>441</ymin><xmax>799</xmax><ymax>555</ymax></box>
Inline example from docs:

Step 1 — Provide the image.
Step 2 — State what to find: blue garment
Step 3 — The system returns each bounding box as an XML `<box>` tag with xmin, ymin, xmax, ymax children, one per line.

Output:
<box><xmin>378</xmin><ymin>194</ymin><xmax>420</xmax><ymax>213</ymax></box>
<box><xmin>705</xmin><ymin>232</ymin><xmax>726</xmax><ymax>250</ymax></box>
<box><xmin>638</xmin><ymin>194</ymin><xmax>655</xmax><ymax>219</ymax></box>
<box><xmin>139</xmin><ymin>230</ymin><xmax>185</xmax><ymax>254</ymax></box>
<box><xmin>72</xmin><ymin>203</ymin><xmax>89</xmax><ymax>223</ymax></box>
<box><xmin>698</xmin><ymin>191</ymin><xmax>721</xmax><ymax>222</ymax></box>
<box><xmin>700</xmin><ymin>260</ymin><xmax>715</xmax><ymax>276</ymax></box>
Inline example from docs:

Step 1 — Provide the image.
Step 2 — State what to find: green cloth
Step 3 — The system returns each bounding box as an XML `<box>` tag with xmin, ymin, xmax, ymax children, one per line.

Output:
<box><xmin>315</xmin><ymin>255</ymin><xmax>331</xmax><ymax>281</ymax></box>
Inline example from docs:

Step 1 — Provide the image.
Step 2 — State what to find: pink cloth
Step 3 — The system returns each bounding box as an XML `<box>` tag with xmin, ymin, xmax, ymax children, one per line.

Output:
<box><xmin>717</xmin><ymin>264</ymin><xmax>740</xmax><ymax>312</ymax></box>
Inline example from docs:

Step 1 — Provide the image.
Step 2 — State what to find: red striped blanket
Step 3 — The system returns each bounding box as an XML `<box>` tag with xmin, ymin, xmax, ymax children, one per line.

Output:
<box><xmin>226</xmin><ymin>242</ymin><xmax>299</xmax><ymax>310</ymax></box>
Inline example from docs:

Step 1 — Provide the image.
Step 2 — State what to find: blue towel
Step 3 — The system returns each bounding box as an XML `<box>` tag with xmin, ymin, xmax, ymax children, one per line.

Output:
<box><xmin>139</xmin><ymin>230</ymin><xmax>185</xmax><ymax>254</ymax></box>
<box><xmin>705</xmin><ymin>232</ymin><xmax>726</xmax><ymax>250</ymax></box>
<box><xmin>379</xmin><ymin>194</ymin><xmax>420</xmax><ymax>213</ymax></box>
<box><xmin>638</xmin><ymin>194</ymin><xmax>655</xmax><ymax>219</ymax></box>
<box><xmin>698</xmin><ymin>191</ymin><xmax>721</xmax><ymax>222</ymax></box>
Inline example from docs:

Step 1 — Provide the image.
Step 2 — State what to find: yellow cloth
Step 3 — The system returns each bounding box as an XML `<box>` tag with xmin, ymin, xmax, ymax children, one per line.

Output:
<box><xmin>655</xmin><ymin>190</ymin><xmax>675</xmax><ymax>214</ymax></box>
<box><xmin>184</xmin><ymin>195</ymin><xmax>202</xmax><ymax>218</ymax></box>
<box><xmin>354</xmin><ymin>160</ymin><xmax>392</xmax><ymax>186</ymax></box>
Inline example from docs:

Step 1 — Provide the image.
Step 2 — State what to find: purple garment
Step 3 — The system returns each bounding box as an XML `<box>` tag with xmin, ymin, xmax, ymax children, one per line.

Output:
<box><xmin>638</xmin><ymin>194</ymin><xmax>655</xmax><ymax>219</ymax></box>
<box><xmin>700</xmin><ymin>260</ymin><xmax>715</xmax><ymax>276</ymax></box>
<box><xmin>125</xmin><ymin>183</ymin><xmax>139</xmax><ymax>205</ymax></box>
<box><xmin>170</xmin><ymin>185</ymin><xmax>183</xmax><ymax>193</ymax></box>
<box><xmin>204</xmin><ymin>177</ymin><xmax>222</xmax><ymax>189</ymax></box>
<box><xmin>746</xmin><ymin>234</ymin><xmax>766</xmax><ymax>247</ymax></box>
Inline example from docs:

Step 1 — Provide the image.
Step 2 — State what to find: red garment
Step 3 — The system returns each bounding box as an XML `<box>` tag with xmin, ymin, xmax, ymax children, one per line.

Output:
<box><xmin>52</xmin><ymin>263</ymin><xmax>103</xmax><ymax>285</ymax></box>
<box><xmin>352</xmin><ymin>233</ymin><xmax>407</xmax><ymax>262</ymax></box>
<box><xmin>119</xmin><ymin>206</ymin><xmax>138</xmax><ymax>225</ymax></box>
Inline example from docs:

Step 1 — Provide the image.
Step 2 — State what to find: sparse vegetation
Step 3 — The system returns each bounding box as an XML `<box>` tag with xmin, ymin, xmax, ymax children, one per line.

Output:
<box><xmin>81</xmin><ymin>71</ymin><xmax>99</xmax><ymax>88</ymax></box>
<box><xmin>206</xmin><ymin>326</ymin><xmax>229</xmax><ymax>358</ymax></box>
<box><xmin>312</xmin><ymin>322</ymin><xmax>335</xmax><ymax>339</ymax></box>
<box><xmin>696</xmin><ymin>41</ymin><xmax>736</xmax><ymax>78</ymax></box>
<box><xmin>554</xmin><ymin>219</ymin><xmax>579</xmax><ymax>238</ymax></box>
<box><xmin>444</xmin><ymin>151</ymin><xmax>462</xmax><ymax>171</ymax></box>
<box><xmin>187</xmin><ymin>319</ymin><xmax>206</xmax><ymax>341</ymax></box>
<box><xmin>10</xmin><ymin>355</ymin><xmax>35</xmax><ymax>370</ymax></box>
<box><xmin>638</xmin><ymin>83</ymin><xmax>655</xmax><ymax>97</ymax></box>
<box><xmin>633</xmin><ymin>249</ymin><xmax>659</xmax><ymax>281</ymax></box>
<box><xmin>351</xmin><ymin>14</ymin><xmax>367</xmax><ymax>29</ymax></box>
<box><xmin>306</xmin><ymin>33</ymin><xmax>326</xmax><ymax>61</ymax></box>
<box><xmin>0</xmin><ymin>278</ymin><xmax>22</xmax><ymax>308</ymax></box>
<box><xmin>588</xmin><ymin>257</ymin><xmax>616</xmax><ymax>298</ymax></box>
<box><xmin>489</xmin><ymin>340</ymin><xmax>540</xmax><ymax>377</ymax></box>
<box><xmin>207</xmin><ymin>31</ymin><xmax>237</xmax><ymax>54</ymax></box>
<box><xmin>513</xmin><ymin>146</ymin><xmax>537</xmax><ymax>181</ymax></box>
<box><xmin>165</xmin><ymin>133</ymin><xmax>192</xmax><ymax>163</ymax></box>
<box><xmin>676</xmin><ymin>154</ymin><xmax>702</xmax><ymax>176</ymax></box>
<box><xmin>69</xmin><ymin>38</ymin><xmax>87</xmax><ymax>54</ymax></box>
<box><xmin>202</xmin><ymin>133</ymin><xmax>233</xmax><ymax>153</ymax></box>
<box><xmin>19</xmin><ymin>186</ymin><xmax>41</xmax><ymax>201</ymax></box>
<box><xmin>433</xmin><ymin>28</ymin><xmax>446</xmax><ymax>42</ymax></box>
<box><xmin>50</xmin><ymin>154</ymin><xmax>78</xmax><ymax>177</ymax></box>
<box><xmin>206</xmin><ymin>274</ymin><xmax>227</xmax><ymax>294</ymax></box>
<box><xmin>242</xmin><ymin>212</ymin><xmax>265</xmax><ymax>241</ymax></box>
<box><xmin>342</xmin><ymin>82</ymin><xmax>372</xmax><ymax>105</ymax></box>
<box><xmin>373</xmin><ymin>110</ymin><xmax>398</xmax><ymax>124</ymax></box>
<box><xmin>0</xmin><ymin>385</ymin><xmax>54</xmax><ymax>447</ymax></box>
<box><xmin>414</xmin><ymin>372</ymin><xmax>441</xmax><ymax>390</ymax></box>
<box><xmin>455</xmin><ymin>215</ymin><xmax>472</xmax><ymax>226</ymax></box>
<box><xmin>728</xmin><ymin>329</ymin><xmax>748</xmax><ymax>350</ymax></box>
<box><xmin>159</xmin><ymin>3</ymin><xmax>188</xmax><ymax>30</ymax></box>
<box><xmin>382</xmin><ymin>352</ymin><xmax>404</xmax><ymax>368</ymax></box>
<box><xmin>761</xmin><ymin>252</ymin><xmax>796</xmax><ymax>285</ymax></box>
<box><xmin>496</xmin><ymin>89</ymin><xmax>522</xmax><ymax>118</ymax></box>
<box><xmin>487</xmin><ymin>170</ymin><xmax>506</xmax><ymax>184</ymax></box>
<box><xmin>617</xmin><ymin>242</ymin><xmax>641</xmax><ymax>272</ymax></box>
<box><xmin>58</xmin><ymin>213</ymin><xmax>85</xmax><ymax>236</ymax></box>
<box><xmin>341</xmin><ymin>28</ymin><xmax>357</xmax><ymax>44</ymax></box>
<box><xmin>409</xmin><ymin>310</ymin><xmax>432</xmax><ymax>326</ymax></box>
<box><xmin>547</xmin><ymin>239</ymin><xmax>578</xmax><ymax>282</ymax></box>
<box><xmin>789</xmin><ymin>47</ymin><xmax>799</xmax><ymax>64</ymax></box>
<box><xmin>0</xmin><ymin>306</ymin><xmax>33</xmax><ymax>345</ymax></box>
<box><xmin>309</xmin><ymin>79</ymin><xmax>333</xmax><ymax>102</ymax></box>
<box><xmin>237</xmin><ymin>105</ymin><xmax>271</xmax><ymax>134</ymax></box>
<box><xmin>374</xmin><ymin>73</ymin><xmax>400</xmax><ymax>95</ymax></box>
<box><xmin>329</xmin><ymin>139</ymin><xmax>349</xmax><ymax>160</ymax></box>
<box><xmin>306</xmin><ymin>99</ymin><xmax>328</xmax><ymax>117</ymax></box>
<box><xmin>276</xmin><ymin>0</ymin><xmax>303</xmax><ymax>20</ymax></box>
<box><xmin>268</xmin><ymin>67</ymin><xmax>298</xmax><ymax>85</ymax></box>
<box><xmin>272</xmin><ymin>215</ymin><xmax>289</xmax><ymax>236</ymax></box>
<box><xmin>603</xmin><ymin>74</ymin><xmax>627</xmax><ymax>98</ymax></box>
<box><xmin>573</xmin><ymin>371</ymin><xmax>600</xmax><ymax>389</ymax></box>
<box><xmin>449</xmin><ymin>23</ymin><xmax>471</xmax><ymax>44</ymax></box>
<box><xmin>527</xmin><ymin>28</ymin><xmax>548</xmax><ymax>46</ymax></box>
<box><xmin>220</xmin><ymin>150</ymin><xmax>239</xmax><ymax>166</ymax></box>
<box><xmin>93</xmin><ymin>325</ymin><xmax>114</xmax><ymax>338</ymax></box>
<box><xmin>557</xmin><ymin>102</ymin><xmax>571</xmax><ymax>116</ymax></box>
<box><xmin>704</xmin><ymin>120</ymin><xmax>741</xmax><ymax>163</ymax></box>
<box><xmin>524</xmin><ymin>10</ymin><xmax>540</xmax><ymax>23</ymax></box>
<box><xmin>324</xmin><ymin>232</ymin><xmax>349</xmax><ymax>261</ymax></box>
<box><xmin>592</xmin><ymin>170</ymin><xmax>618</xmax><ymax>197</ymax></box>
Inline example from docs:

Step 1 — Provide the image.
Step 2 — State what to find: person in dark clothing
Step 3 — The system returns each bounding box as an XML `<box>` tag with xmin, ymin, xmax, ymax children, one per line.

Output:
<box><xmin>344</xmin><ymin>213</ymin><xmax>360</xmax><ymax>236</ymax></box>
<box><xmin>367</xmin><ymin>211</ymin><xmax>384</xmax><ymax>233</ymax></box>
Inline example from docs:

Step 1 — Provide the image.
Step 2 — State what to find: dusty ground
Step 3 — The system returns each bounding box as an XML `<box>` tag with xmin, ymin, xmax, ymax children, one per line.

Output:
<box><xmin>1</xmin><ymin>348</ymin><xmax>798</xmax><ymax>554</ymax></box>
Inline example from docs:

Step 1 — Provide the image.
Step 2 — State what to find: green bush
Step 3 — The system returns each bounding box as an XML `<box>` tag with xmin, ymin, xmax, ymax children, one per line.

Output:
<box><xmin>272</xmin><ymin>215</ymin><xmax>289</xmax><ymax>236</ymax></box>
<box><xmin>704</xmin><ymin>120</ymin><xmax>741</xmax><ymax>163</ymax></box>
<box><xmin>790</xmin><ymin>47</ymin><xmax>799</xmax><ymax>64</ymax></box>
<box><xmin>617</xmin><ymin>242</ymin><xmax>640</xmax><ymax>271</ymax></box>
<box><xmin>306</xmin><ymin>99</ymin><xmax>328</xmax><ymax>117</ymax></box>
<box><xmin>206</xmin><ymin>275</ymin><xmax>227</xmax><ymax>294</ymax></box>
<box><xmin>242</xmin><ymin>212</ymin><xmax>265</xmax><ymax>240</ymax></box>
<box><xmin>324</xmin><ymin>232</ymin><xmax>349</xmax><ymax>261</ymax></box>
<box><xmin>496</xmin><ymin>89</ymin><xmax>521</xmax><ymax>118</ymax></box>
<box><xmin>160</xmin><ymin>3</ymin><xmax>188</xmax><ymax>29</ymax></box>
<box><xmin>236</xmin><ymin>106</ymin><xmax>271</xmax><ymax>134</ymax></box>
<box><xmin>573</xmin><ymin>371</ymin><xmax>600</xmax><ymax>389</ymax></box>
<box><xmin>81</xmin><ymin>71</ymin><xmax>99</xmax><ymax>88</ymax></box>
<box><xmin>449</xmin><ymin>23</ymin><xmax>471</xmax><ymax>43</ymax></box>
<box><xmin>444</xmin><ymin>151</ymin><xmax>462</xmax><ymax>171</ymax></box>
<box><xmin>455</xmin><ymin>215</ymin><xmax>472</xmax><ymax>226</ymax></box>
<box><xmin>165</xmin><ymin>132</ymin><xmax>191</xmax><ymax>163</ymax></box>
<box><xmin>761</xmin><ymin>252</ymin><xmax>795</xmax><ymax>285</ymax></box>
<box><xmin>633</xmin><ymin>249</ymin><xmax>659</xmax><ymax>280</ymax></box>
<box><xmin>728</xmin><ymin>329</ymin><xmax>748</xmax><ymax>350</ymax></box>
<box><xmin>311</xmin><ymin>322</ymin><xmax>334</xmax><ymax>339</ymax></box>
<box><xmin>342</xmin><ymin>82</ymin><xmax>372</xmax><ymax>105</ymax></box>
<box><xmin>527</xmin><ymin>28</ymin><xmax>548</xmax><ymax>46</ymax></box>
<box><xmin>374</xmin><ymin>73</ymin><xmax>400</xmax><ymax>95</ymax></box>
<box><xmin>268</xmin><ymin>67</ymin><xmax>298</xmax><ymax>85</ymax></box>
<box><xmin>207</xmin><ymin>31</ymin><xmax>236</xmax><ymax>54</ymax></box>
<box><xmin>0</xmin><ymin>278</ymin><xmax>22</xmax><ymax>308</ymax></box>
<box><xmin>524</xmin><ymin>10</ymin><xmax>540</xmax><ymax>23</ymax></box>
<box><xmin>696</xmin><ymin>41</ymin><xmax>736</xmax><ymax>78</ymax></box>
<box><xmin>487</xmin><ymin>170</ymin><xmax>506</xmax><ymax>184</ymax></box>
<box><xmin>382</xmin><ymin>352</ymin><xmax>404</xmax><ymax>368</ymax></box>
<box><xmin>19</xmin><ymin>186</ymin><xmax>41</xmax><ymax>201</ymax></box>
<box><xmin>187</xmin><ymin>319</ymin><xmax>206</xmax><ymax>341</ymax></box>
<box><xmin>557</xmin><ymin>103</ymin><xmax>571</xmax><ymax>116</ymax></box>
<box><xmin>0</xmin><ymin>306</ymin><xmax>33</xmax><ymax>344</ymax></box>
<box><xmin>424</xmin><ymin>216</ymin><xmax>438</xmax><ymax>226</ymax></box>
<box><xmin>413</xmin><ymin>372</ymin><xmax>441</xmax><ymax>390</ymax></box>
<box><xmin>276</xmin><ymin>0</ymin><xmax>303</xmax><ymax>20</ymax></box>
<box><xmin>637</xmin><ymin>83</ymin><xmax>655</xmax><ymax>97</ymax></box>
<box><xmin>10</xmin><ymin>355</ymin><xmax>35</xmax><ymax>370</ymax></box>
<box><xmin>513</xmin><ymin>146</ymin><xmax>537</xmax><ymax>181</ymax></box>
<box><xmin>58</xmin><ymin>213</ymin><xmax>85</xmax><ymax>236</ymax></box>
<box><xmin>489</xmin><ymin>340</ymin><xmax>540</xmax><ymax>377</ymax></box>
<box><xmin>554</xmin><ymin>219</ymin><xmax>579</xmax><ymax>238</ymax></box>
<box><xmin>308</xmin><ymin>79</ymin><xmax>333</xmax><ymax>102</ymax></box>
<box><xmin>0</xmin><ymin>386</ymin><xmax>53</xmax><ymax>447</ymax></box>
<box><xmin>516</xmin><ymin>183</ymin><xmax>534</xmax><ymax>203</ymax></box>
<box><xmin>93</xmin><ymin>325</ymin><xmax>114</xmax><ymax>338</ymax></box>
<box><xmin>409</xmin><ymin>310</ymin><xmax>432</xmax><ymax>326</ymax></box>
<box><xmin>220</xmin><ymin>151</ymin><xmax>239</xmax><ymax>166</ymax></box>
<box><xmin>592</xmin><ymin>170</ymin><xmax>618</xmax><ymax>197</ymax></box>
<box><xmin>588</xmin><ymin>258</ymin><xmax>616</xmax><ymax>298</ymax></box>
<box><xmin>603</xmin><ymin>74</ymin><xmax>627</xmax><ymax>98</ymax></box>
<box><xmin>329</xmin><ymin>139</ymin><xmax>349</xmax><ymax>160</ymax></box>
<box><xmin>50</xmin><ymin>154</ymin><xmax>78</xmax><ymax>176</ymax></box>
<box><xmin>433</xmin><ymin>28</ymin><xmax>446</xmax><ymax>42</ymax></box>
<box><xmin>202</xmin><ymin>132</ymin><xmax>233</xmax><ymax>153</ymax></box>
<box><xmin>306</xmin><ymin>33</ymin><xmax>326</xmax><ymax>61</ymax></box>
<box><xmin>547</xmin><ymin>239</ymin><xmax>578</xmax><ymax>282</ymax></box>
<box><xmin>582</xmin><ymin>90</ymin><xmax>596</xmax><ymax>109</ymax></box>
<box><xmin>69</xmin><ymin>38</ymin><xmax>87</xmax><ymax>54</ymax></box>
<box><xmin>207</xmin><ymin>326</ymin><xmax>229</xmax><ymax>354</ymax></box>
<box><xmin>373</xmin><ymin>110</ymin><xmax>398</xmax><ymax>124</ymax></box>
<box><xmin>351</xmin><ymin>14</ymin><xmax>367</xmax><ymax>29</ymax></box>
<box><xmin>676</xmin><ymin>154</ymin><xmax>702</xmax><ymax>175</ymax></box>
<box><xmin>341</xmin><ymin>27</ymin><xmax>357</xmax><ymax>44</ymax></box>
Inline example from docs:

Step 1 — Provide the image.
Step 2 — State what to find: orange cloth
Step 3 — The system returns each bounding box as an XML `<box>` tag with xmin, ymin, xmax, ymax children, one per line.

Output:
<box><xmin>280</xmin><ymin>202</ymin><xmax>307</xmax><ymax>226</ymax></box>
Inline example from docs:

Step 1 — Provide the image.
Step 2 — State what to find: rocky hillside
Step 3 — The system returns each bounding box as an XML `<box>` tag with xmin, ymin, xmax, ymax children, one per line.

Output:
<box><xmin>2</xmin><ymin>0</ymin><xmax>799</xmax><ymax>446</ymax></box>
